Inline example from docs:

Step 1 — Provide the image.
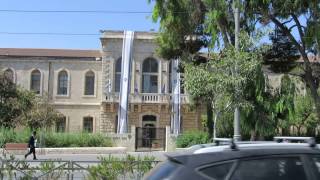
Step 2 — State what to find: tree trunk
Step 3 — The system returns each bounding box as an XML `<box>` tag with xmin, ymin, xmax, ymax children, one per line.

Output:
<box><xmin>297</xmin><ymin>126</ymin><xmax>302</xmax><ymax>136</ymax></box>
<box><xmin>301</xmin><ymin>54</ymin><xmax>320</xmax><ymax>121</ymax></box>
<box><xmin>282</xmin><ymin>127</ymin><xmax>290</xmax><ymax>136</ymax></box>
<box><xmin>213</xmin><ymin>112</ymin><xmax>220</xmax><ymax>139</ymax></box>
<box><xmin>306</xmin><ymin>127</ymin><xmax>316</xmax><ymax>137</ymax></box>
<box><xmin>250</xmin><ymin>130</ymin><xmax>257</xmax><ymax>141</ymax></box>
<box><xmin>206</xmin><ymin>102</ymin><xmax>213</xmax><ymax>139</ymax></box>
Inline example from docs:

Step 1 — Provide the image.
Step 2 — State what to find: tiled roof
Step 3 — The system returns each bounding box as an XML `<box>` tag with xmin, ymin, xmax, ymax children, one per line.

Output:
<box><xmin>100</xmin><ymin>30</ymin><xmax>157</xmax><ymax>40</ymax></box>
<box><xmin>0</xmin><ymin>48</ymin><xmax>101</xmax><ymax>58</ymax></box>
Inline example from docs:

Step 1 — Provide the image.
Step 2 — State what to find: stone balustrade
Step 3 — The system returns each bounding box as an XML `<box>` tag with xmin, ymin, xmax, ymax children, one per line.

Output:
<box><xmin>104</xmin><ymin>93</ymin><xmax>189</xmax><ymax>104</ymax></box>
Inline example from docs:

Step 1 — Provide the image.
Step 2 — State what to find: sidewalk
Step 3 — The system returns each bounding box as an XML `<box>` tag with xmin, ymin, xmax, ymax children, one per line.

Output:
<box><xmin>1</xmin><ymin>147</ymin><xmax>127</xmax><ymax>155</ymax></box>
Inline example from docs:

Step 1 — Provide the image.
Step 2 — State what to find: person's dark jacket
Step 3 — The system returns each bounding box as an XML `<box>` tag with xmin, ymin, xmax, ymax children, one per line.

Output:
<box><xmin>28</xmin><ymin>135</ymin><xmax>35</xmax><ymax>148</ymax></box>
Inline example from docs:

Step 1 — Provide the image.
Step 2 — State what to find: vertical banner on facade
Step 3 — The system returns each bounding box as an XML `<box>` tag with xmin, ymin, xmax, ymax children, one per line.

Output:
<box><xmin>171</xmin><ymin>59</ymin><xmax>181</xmax><ymax>134</ymax></box>
<box><xmin>117</xmin><ymin>31</ymin><xmax>134</xmax><ymax>134</ymax></box>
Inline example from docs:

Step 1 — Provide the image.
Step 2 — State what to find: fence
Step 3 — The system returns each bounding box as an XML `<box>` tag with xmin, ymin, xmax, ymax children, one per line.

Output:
<box><xmin>0</xmin><ymin>158</ymin><xmax>160</xmax><ymax>180</ymax></box>
<box><xmin>136</xmin><ymin>127</ymin><xmax>166</xmax><ymax>151</ymax></box>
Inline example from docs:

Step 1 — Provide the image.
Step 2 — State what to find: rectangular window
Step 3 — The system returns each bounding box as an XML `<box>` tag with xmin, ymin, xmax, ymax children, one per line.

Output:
<box><xmin>143</xmin><ymin>75</ymin><xmax>158</xmax><ymax>93</ymax></box>
<box><xmin>56</xmin><ymin>117</ymin><xmax>66</xmax><ymax>133</ymax></box>
<box><xmin>180</xmin><ymin>74</ymin><xmax>185</xmax><ymax>94</ymax></box>
<box><xmin>115</xmin><ymin>74</ymin><xmax>121</xmax><ymax>92</ymax></box>
<box><xmin>83</xmin><ymin>117</ymin><xmax>93</xmax><ymax>133</ymax></box>
<box><xmin>115</xmin><ymin>115</ymin><xmax>118</xmax><ymax>133</ymax></box>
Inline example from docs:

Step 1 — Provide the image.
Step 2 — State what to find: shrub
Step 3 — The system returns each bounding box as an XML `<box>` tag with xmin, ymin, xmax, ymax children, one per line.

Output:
<box><xmin>0</xmin><ymin>127</ymin><xmax>31</xmax><ymax>146</ymax></box>
<box><xmin>87</xmin><ymin>155</ymin><xmax>156</xmax><ymax>180</ymax></box>
<box><xmin>176</xmin><ymin>131</ymin><xmax>210</xmax><ymax>148</ymax></box>
<box><xmin>0</xmin><ymin>127</ymin><xmax>112</xmax><ymax>147</ymax></box>
<box><xmin>43</xmin><ymin>132</ymin><xmax>113</xmax><ymax>147</ymax></box>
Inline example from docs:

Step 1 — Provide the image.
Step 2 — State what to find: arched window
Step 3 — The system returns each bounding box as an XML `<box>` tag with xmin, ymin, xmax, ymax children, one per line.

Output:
<box><xmin>57</xmin><ymin>70</ymin><xmax>68</xmax><ymax>95</ymax></box>
<box><xmin>142</xmin><ymin>58</ymin><xmax>158</xmax><ymax>93</ymax></box>
<box><xmin>84</xmin><ymin>71</ymin><xmax>95</xmax><ymax>95</ymax></box>
<box><xmin>31</xmin><ymin>69</ymin><xmax>41</xmax><ymax>94</ymax></box>
<box><xmin>4</xmin><ymin>68</ymin><xmax>14</xmax><ymax>82</ymax></box>
<box><xmin>115</xmin><ymin>58</ymin><xmax>122</xmax><ymax>92</ymax></box>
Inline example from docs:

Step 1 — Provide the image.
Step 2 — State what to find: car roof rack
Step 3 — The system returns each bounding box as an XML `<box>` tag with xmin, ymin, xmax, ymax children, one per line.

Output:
<box><xmin>214</xmin><ymin>138</ymin><xmax>238</xmax><ymax>150</ymax></box>
<box><xmin>273</xmin><ymin>136</ymin><xmax>317</xmax><ymax>148</ymax></box>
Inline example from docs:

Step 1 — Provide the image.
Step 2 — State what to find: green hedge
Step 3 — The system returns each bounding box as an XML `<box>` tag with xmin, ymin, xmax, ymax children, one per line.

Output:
<box><xmin>44</xmin><ymin>133</ymin><xmax>112</xmax><ymax>147</ymax></box>
<box><xmin>0</xmin><ymin>127</ymin><xmax>112</xmax><ymax>147</ymax></box>
<box><xmin>176</xmin><ymin>131</ymin><xmax>210</xmax><ymax>148</ymax></box>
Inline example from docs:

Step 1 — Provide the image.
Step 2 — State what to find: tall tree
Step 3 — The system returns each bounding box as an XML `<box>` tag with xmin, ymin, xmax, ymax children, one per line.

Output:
<box><xmin>149</xmin><ymin>0</ymin><xmax>257</xmax><ymax>137</ymax></box>
<box><xmin>183</xmin><ymin>33</ymin><xmax>263</xmax><ymax>138</ymax></box>
<box><xmin>247</xmin><ymin>0</ymin><xmax>320</xmax><ymax>120</ymax></box>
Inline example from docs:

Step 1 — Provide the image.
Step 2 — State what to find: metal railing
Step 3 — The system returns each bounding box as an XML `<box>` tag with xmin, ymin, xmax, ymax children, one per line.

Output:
<box><xmin>0</xmin><ymin>158</ymin><xmax>160</xmax><ymax>180</ymax></box>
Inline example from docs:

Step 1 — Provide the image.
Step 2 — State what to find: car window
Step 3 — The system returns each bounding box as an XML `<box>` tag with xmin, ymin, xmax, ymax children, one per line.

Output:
<box><xmin>199</xmin><ymin>162</ymin><xmax>234</xmax><ymax>180</ymax></box>
<box><xmin>311</xmin><ymin>156</ymin><xmax>320</xmax><ymax>178</ymax></box>
<box><xmin>144</xmin><ymin>160</ymin><xmax>179</xmax><ymax>180</ymax></box>
<box><xmin>230</xmin><ymin>157</ymin><xmax>307</xmax><ymax>180</ymax></box>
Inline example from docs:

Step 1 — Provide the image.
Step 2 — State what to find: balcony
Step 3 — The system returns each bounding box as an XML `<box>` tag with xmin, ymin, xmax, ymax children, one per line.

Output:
<box><xmin>104</xmin><ymin>93</ymin><xmax>189</xmax><ymax>104</ymax></box>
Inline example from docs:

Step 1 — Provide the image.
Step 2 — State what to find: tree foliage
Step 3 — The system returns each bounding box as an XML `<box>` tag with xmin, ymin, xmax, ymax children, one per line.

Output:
<box><xmin>22</xmin><ymin>94</ymin><xmax>63</xmax><ymax>129</ymax></box>
<box><xmin>291</xmin><ymin>92</ymin><xmax>317</xmax><ymax>136</ymax></box>
<box><xmin>0</xmin><ymin>73</ymin><xmax>35</xmax><ymax>128</ymax></box>
<box><xmin>150</xmin><ymin>0</ymin><xmax>320</xmax><ymax>137</ymax></box>
<box><xmin>149</xmin><ymin>0</ymin><xmax>207</xmax><ymax>59</ymax></box>
<box><xmin>246</xmin><ymin>0</ymin><xmax>320</xmax><ymax>120</ymax></box>
<box><xmin>0</xmin><ymin>72</ymin><xmax>62</xmax><ymax>129</ymax></box>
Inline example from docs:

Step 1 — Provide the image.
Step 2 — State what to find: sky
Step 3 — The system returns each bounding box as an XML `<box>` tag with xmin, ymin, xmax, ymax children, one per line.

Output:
<box><xmin>0</xmin><ymin>0</ymin><xmax>158</xmax><ymax>49</ymax></box>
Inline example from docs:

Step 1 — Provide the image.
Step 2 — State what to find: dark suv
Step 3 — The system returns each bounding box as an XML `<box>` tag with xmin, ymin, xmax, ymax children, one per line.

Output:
<box><xmin>144</xmin><ymin>138</ymin><xmax>320</xmax><ymax>180</ymax></box>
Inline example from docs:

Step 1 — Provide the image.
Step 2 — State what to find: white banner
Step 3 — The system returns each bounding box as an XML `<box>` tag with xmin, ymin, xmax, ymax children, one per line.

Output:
<box><xmin>117</xmin><ymin>31</ymin><xmax>134</xmax><ymax>134</ymax></box>
<box><xmin>171</xmin><ymin>59</ymin><xmax>181</xmax><ymax>134</ymax></box>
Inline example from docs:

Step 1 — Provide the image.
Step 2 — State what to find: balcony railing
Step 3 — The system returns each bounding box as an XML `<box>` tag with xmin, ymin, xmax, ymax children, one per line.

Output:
<box><xmin>104</xmin><ymin>93</ymin><xmax>189</xmax><ymax>104</ymax></box>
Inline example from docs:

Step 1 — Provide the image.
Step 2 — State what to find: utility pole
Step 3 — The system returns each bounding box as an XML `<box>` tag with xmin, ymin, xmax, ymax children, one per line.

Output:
<box><xmin>233</xmin><ymin>0</ymin><xmax>241</xmax><ymax>141</ymax></box>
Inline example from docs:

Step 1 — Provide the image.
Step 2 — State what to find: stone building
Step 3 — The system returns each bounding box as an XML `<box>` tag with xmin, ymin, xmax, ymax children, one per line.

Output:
<box><xmin>0</xmin><ymin>31</ymin><xmax>203</xmax><ymax>135</ymax></box>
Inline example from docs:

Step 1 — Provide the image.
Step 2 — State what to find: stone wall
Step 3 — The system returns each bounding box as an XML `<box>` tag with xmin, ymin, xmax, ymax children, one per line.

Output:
<box><xmin>100</xmin><ymin>103</ymin><xmax>202</xmax><ymax>133</ymax></box>
<box><xmin>106</xmin><ymin>126</ymin><xmax>136</xmax><ymax>152</ymax></box>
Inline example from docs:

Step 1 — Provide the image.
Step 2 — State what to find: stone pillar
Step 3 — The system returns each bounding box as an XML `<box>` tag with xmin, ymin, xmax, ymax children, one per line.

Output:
<box><xmin>165</xmin><ymin>126</ymin><xmax>177</xmax><ymax>152</ymax></box>
<box><xmin>129</xmin><ymin>125</ymin><xmax>136</xmax><ymax>152</ymax></box>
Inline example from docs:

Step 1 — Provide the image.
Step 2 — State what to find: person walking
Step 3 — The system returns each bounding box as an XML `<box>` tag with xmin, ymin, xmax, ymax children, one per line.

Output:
<box><xmin>25</xmin><ymin>131</ymin><xmax>37</xmax><ymax>160</ymax></box>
